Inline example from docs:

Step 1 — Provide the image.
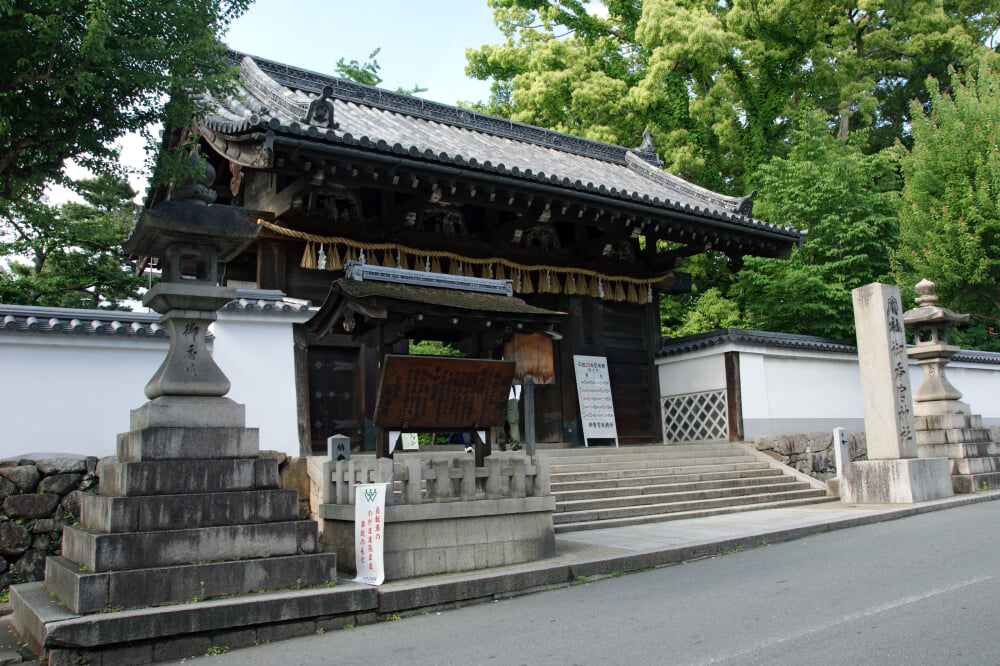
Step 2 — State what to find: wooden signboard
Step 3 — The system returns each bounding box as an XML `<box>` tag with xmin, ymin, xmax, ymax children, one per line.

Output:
<box><xmin>573</xmin><ymin>355</ymin><xmax>619</xmax><ymax>447</ymax></box>
<box><xmin>374</xmin><ymin>355</ymin><xmax>514</xmax><ymax>430</ymax></box>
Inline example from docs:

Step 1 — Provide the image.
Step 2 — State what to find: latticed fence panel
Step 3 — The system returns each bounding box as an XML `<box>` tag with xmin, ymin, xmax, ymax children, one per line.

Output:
<box><xmin>661</xmin><ymin>390</ymin><xmax>729</xmax><ymax>443</ymax></box>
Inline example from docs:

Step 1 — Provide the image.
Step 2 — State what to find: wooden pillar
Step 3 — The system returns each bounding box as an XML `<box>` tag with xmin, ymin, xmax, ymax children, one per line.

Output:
<box><xmin>524</xmin><ymin>377</ymin><xmax>536</xmax><ymax>457</ymax></box>
<box><xmin>375</xmin><ymin>323</ymin><xmax>390</xmax><ymax>459</ymax></box>
<box><xmin>724</xmin><ymin>351</ymin><xmax>744</xmax><ymax>442</ymax></box>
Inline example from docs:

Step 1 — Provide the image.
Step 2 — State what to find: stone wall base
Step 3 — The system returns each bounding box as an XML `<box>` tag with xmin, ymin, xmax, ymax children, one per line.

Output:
<box><xmin>318</xmin><ymin>497</ymin><xmax>556</xmax><ymax>579</ymax></box>
<box><xmin>840</xmin><ymin>458</ymin><xmax>954</xmax><ymax>504</ymax></box>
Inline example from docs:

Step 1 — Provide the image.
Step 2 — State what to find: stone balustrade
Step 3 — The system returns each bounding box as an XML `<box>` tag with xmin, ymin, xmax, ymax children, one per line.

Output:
<box><xmin>319</xmin><ymin>453</ymin><xmax>550</xmax><ymax>506</ymax></box>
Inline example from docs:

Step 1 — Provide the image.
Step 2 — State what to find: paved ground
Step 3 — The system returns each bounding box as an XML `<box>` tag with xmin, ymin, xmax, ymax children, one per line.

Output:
<box><xmin>2</xmin><ymin>490</ymin><xmax>999</xmax><ymax>664</ymax></box>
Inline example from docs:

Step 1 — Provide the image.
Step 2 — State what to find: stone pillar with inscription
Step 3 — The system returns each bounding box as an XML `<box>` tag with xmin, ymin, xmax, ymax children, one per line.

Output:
<box><xmin>839</xmin><ymin>283</ymin><xmax>953</xmax><ymax>503</ymax></box>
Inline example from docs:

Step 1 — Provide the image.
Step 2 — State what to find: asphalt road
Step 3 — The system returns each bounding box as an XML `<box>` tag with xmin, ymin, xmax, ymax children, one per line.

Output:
<box><xmin>174</xmin><ymin>501</ymin><xmax>1000</xmax><ymax>665</ymax></box>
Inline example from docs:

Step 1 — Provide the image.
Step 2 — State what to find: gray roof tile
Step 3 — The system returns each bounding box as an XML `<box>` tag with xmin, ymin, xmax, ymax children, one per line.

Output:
<box><xmin>199</xmin><ymin>52</ymin><xmax>799</xmax><ymax>243</ymax></box>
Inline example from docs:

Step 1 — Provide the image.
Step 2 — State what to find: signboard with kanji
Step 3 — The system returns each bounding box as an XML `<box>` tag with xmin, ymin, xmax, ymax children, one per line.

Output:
<box><xmin>373</xmin><ymin>355</ymin><xmax>514</xmax><ymax>430</ymax></box>
<box><xmin>573</xmin><ymin>355</ymin><xmax>619</xmax><ymax>447</ymax></box>
<box><xmin>354</xmin><ymin>483</ymin><xmax>388</xmax><ymax>585</ymax></box>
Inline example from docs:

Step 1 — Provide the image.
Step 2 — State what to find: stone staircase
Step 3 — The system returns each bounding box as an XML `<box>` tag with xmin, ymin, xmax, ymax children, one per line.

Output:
<box><xmin>546</xmin><ymin>442</ymin><xmax>833</xmax><ymax>533</ymax></box>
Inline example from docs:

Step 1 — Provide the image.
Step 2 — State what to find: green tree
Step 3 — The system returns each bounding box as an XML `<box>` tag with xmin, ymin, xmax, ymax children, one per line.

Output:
<box><xmin>894</xmin><ymin>60</ymin><xmax>1000</xmax><ymax>347</ymax></box>
<box><xmin>335</xmin><ymin>48</ymin><xmax>427</xmax><ymax>96</ymax></box>
<box><xmin>732</xmin><ymin>110</ymin><xmax>901</xmax><ymax>340</ymax></box>
<box><xmin>0</xmin><ymin>0</ymin><xmax>252</xmax><ymax>210</ymax></box>
<box><xmin>0</xmin><ymin>173</ymin><xmax>146</xmax><ymax>308</ymax></box>
<box><xmin>467</xmin><ymin>0</ymin><xmax>992</xmax><ymax>194</ymax></box>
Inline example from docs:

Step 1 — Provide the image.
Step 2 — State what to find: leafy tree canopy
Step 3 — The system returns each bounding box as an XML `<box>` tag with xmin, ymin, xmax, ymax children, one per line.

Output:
<box><xmin>0</xmin><ymin>0</ymin><xmax>252</xmax><ymax>210</ymax></box>
<box><xmin>0</xmin><ymin>173</ymin><xmax>146</xmax><ymax>309</ymax></box>
<box><xmin>732</xmin><ymin>109</ymin><xmax>901</xmax><ymax>340</ymax></box>
<box><xmin>893</xmin><ymin>59</ymin><xmax>1000</xmax><ymax>349</ymax></box>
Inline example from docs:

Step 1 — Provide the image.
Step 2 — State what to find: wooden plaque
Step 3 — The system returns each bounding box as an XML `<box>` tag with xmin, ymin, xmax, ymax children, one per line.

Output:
<box><xmin>373</xmin><ymin>355</ymin><xmax>515</xmax><ymax>430</ymax></box>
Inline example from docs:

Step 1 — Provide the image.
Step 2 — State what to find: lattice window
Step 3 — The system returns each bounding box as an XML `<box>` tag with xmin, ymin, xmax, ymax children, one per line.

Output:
<box><xmin>662</xmin><ymin>390</ymin><xmax>729</xmax><ymax>443</ymax></box>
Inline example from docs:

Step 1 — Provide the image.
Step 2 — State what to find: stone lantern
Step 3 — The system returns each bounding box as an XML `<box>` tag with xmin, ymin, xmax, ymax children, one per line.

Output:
<box><xmin>122</xmin><ymin>158</ymin><xmax>260</xmax><ymax>401</ymax></box>
<box><xmin>903</xmin><ymin>278</ymin><xmax>1000</xmax><ymax>494</ymax></box>
<box><xmin>902</xmin><ymin>278</ymin><xmax>969</xmax><ymax>410</ymax></box>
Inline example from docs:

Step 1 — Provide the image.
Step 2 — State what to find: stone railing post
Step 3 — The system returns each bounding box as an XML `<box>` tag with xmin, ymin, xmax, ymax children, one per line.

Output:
<box><xmin>403</xmin><ymin>457</ymin><xmax>423</xmax><ymax>505</ymax></box>
<box><xmin>533</xmin><ymin>455</ymin><xmax>550</xmax><ymax>497</ymax></box>
<box><xmin>335</xmin><ymin>460</ymin><xmax>350</xmax><ymax>505</ymax></box>
<box><xmin>486</xmin><ymin>457</ymin><xmax>502</xmax><ymax>499</ymax></box>
<box><xmin>459</xmin><ymin>457</ymin><xmax>476</xmax><ymax>500</ymax></box>
<box><xmin>432</xmin><ymin>458</ymin><xmax>451</xmax><ymax>502</ymax></box>
<box><xmin>511</xmin><ymin>456</ymin><xmax>527</xmax><ymax>498</ymax></box>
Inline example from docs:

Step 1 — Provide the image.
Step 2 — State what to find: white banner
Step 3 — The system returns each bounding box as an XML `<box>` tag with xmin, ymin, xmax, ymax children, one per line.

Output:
<box><xmin>573</xmin><ymin>355</ymin><xmax>619</xmax><ymax>447</ymax></box>
<box><xmin>354</xmin><ymin>483</ymin><xmax>388</xmax><ymax>585</ymax></box>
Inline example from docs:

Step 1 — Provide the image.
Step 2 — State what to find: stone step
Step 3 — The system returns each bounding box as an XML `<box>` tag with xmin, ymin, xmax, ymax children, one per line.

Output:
<box><xmin>544</xmin><ymin>447</ymin><xmax>745</xmax><ymax>466</ymax></box>
<box><xmin>550</xmin><ymin>467</ymin><xmax>784</xmax><ymax>493</ymax></box>
<box><xmin>952</xmin><ymin>457</ymin><xmax>1000</xmax><ymax>475</ymax></box>
<box><xmin>547</xmin><ymin>453</ymin><xmax>758</xmax><ymax>473</ymax></box>
<box><xmin>952</xmin><ymin>472</ymin><xmax>1000</xmax><ymax>494</ymax></box>
<box><xmin>917</xmin><ymin>440</ymin><xmax>1000</xmax><ymax>461</ymax></box>
<box><xmin>543</xmin><ymin>443</ymin><xmax>740</xmax><ymax>458</ymax></box>
<box><xmin>552</xmin><ymin>488</ymin><xmax>829</xmax><ymax>525</ymax></box>
<box><xmin>98</xmin><ymin>457</ymin><xmax>278</xmax><ymax>496</ymax></box>
<box><xmin>553</xmin><ymin>495</ymin><xmax>838</xmax><ymax>533</ymax></box>
<box><xmin>45</xmin><ymin>552</ymin><xmax>337</xmax><ymax>614</ymax></box>
<box><xmin>914</xmin><ymin>413</ymin><xmax>982</xmax><ymax>431</ymax></box>
<box><xmin>81</xmin><ymin>489</ymin><xmax>299</xmax><ymax>532</ymax></box>
<box><xmin>61</xmin><ymin>520</ymin><xmax>319</xmax><ymax>572</ymax></box>
<box><xmin>552</xmin><ymin>474</ymin><xmax>797</xmax><ymax>502</ymax></box>
<box><xmin>550</xmin><ymin>460</ymin><xmax>770</xmax><ymax>484</ymax></box>
<box><xmin>915</xmin><ymin>427</ymin><xmax>993</xmax><ymax>447</ymax></box>
<box><xmin>555</xmin><ymin>481</ymin><xmax>816</xmax><ymax>513</ymax></box>
<box><xmin>117</xmin><ymin>426</ymin><xmax>260</xmax><ymax>462</ymax></box>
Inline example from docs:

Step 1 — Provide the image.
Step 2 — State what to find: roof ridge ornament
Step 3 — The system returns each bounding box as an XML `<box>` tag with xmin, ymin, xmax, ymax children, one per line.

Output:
<box><xmin>305</xmin><ymin>85</ymin><xmax>339</xmax><ymax>129</ymax></box>
<box><xmin>629</xmin><ymin>127</ymin><xmax>664</xmax><ymax>168</ymax></box>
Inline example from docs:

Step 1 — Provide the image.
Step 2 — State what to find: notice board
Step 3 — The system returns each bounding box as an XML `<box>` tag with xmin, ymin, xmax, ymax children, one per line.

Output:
<box><xmin>572</xmin><ymin>355</ymin><xmax>619</xmax><ymax>447</ymax></box>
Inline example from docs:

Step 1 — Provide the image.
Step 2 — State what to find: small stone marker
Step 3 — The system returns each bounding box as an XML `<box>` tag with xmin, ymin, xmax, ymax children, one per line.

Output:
<box><xmin>832</xmin><ymin>427</ymin><xmax>849</xmax><ymax>477</ymax></box>
<box><xmin>328</xmin><ymin>434</ymin><xmax>351</xmax><ymax>461</ymax></box>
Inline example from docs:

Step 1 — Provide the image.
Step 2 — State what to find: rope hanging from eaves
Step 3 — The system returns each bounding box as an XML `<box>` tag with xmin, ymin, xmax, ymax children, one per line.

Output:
<box><xmin>257</xmin><ymin>219</ymin><xmax>658</xmax><ymax>304</ymax></box>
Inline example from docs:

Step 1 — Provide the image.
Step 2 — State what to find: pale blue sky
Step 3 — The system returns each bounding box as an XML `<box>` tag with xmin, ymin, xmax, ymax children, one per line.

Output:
<box><xmin>226</xmin><ymin>0</ymin><xmax>503</xmax><ymax>106</ymax></box>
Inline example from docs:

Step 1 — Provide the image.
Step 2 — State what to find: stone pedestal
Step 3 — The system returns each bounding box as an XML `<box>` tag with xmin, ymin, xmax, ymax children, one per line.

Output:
<box><xmin>842</xmin><ymin>283</ymin><xmax>952</xmax><ymax>504</ymax></box>
<box><xmin>839</xmin><ymin>458</ymin><xmax>954</xmax><ymax>504</ymax></box>
<box><xmin>11</xmin><ymin>185</ymin><xmax>338</xmax><ymax>663</ymax></box>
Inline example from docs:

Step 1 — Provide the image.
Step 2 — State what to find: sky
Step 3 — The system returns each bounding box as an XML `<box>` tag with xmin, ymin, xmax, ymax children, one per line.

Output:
<box><xmin>57</xmin><ymin>0</ymin><xmax>507</xmax><ymax>202</ymax></box>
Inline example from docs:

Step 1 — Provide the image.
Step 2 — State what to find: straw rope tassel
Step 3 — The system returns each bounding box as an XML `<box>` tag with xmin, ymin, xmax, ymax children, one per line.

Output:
<box><xmin>329</xmin><ymin>245</ymin><xmax>343</xmax><ymax>271</ymax></box>
<box><xmin>551</xmin><ymin>271</ymin><xmax>562</xmax><ymax>294</ymax></box>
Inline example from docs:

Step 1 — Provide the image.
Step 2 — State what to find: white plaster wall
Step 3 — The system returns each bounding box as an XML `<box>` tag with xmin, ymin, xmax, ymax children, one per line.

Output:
<box><xmin>657</xmin><ymin>353</ymin><xmax>726</xmax><ymax>397</ymax></box>
<box><xmin>213</xmin><ymin>313</ymin><xmax>304</xmax><ymax>455</ymax></box>
<box><xmin>0</xmin><ymin>336</ymin><xmax>166</xmax><ymax>459</ymax></box>
<box><xmin>741</xmin><ymin>351</ymin><xmax>865</xmax><ymax>438</ymax></box>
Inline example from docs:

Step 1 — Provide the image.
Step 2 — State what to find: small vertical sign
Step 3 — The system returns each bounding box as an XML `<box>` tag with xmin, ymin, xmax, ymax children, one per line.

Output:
<box><xmin>573</xmin><ymin>355</ymin><xmax>618</xmax><ymax>447</ymax></box>
<box><xmin>354</xmin><ymin>483</ymin><xmax>388</xmax><ymax>585</ymax></box>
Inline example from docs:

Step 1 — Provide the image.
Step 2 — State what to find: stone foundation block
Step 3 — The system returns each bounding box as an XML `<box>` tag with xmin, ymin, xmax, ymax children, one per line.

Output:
<box><xmin>840</xmin><ymin>458</ymin><xmax>953</xmax><ymax>504</ymax></box>
<box><xmin>915</xmin><ymin>427</ymin><xmax>993</xmax><ymax>447</ymax></box>
<box><xmin>62</xmin><ymin>520</ymin><xmax>319</xmax><ymax>572</ymax></box>
<box><xmin>46</xmin><ymin>552</ymin><xmax>337</xmax><ymax>613</ymax></box>
<box><xmin>916</xmin><ymin>441</ymin><xmax>1000</xmax><ymax>461</ymax></box>
<box><xmin>80</xmin><ymin>489</ymin><xmax>299</xmax><ymax>532</ymax></box>
<box><xmin>117</xmin><ymin>427</ymin><xmax>259</xmax><ymax>462</ymax></box>
<box><xmin>952</xmin><ymin>457</ymin><xmax>1000</xmax><ymax>475</ymax></box>
<box><xmin>98</xmin><ymin>458</ymin><xmax>278</xmax><ymax>496</ymax></box>
<box><xmin>319</xmin><ymin>497</ymin><xmax>555</xmax><ymax>579</ymax></box>
<box><xmin>12</xmin><ymin>580</ymin><xmax>377</xmax><ymax>651</ymax></box>
<box><xmin>130</xmin><ymin>396</ymin><xmax>246</xmax><ymax>429</ymax></box>
<box><xmin>914</xmin><ymin>413</ymin><xmax>981</xmax><ymax>431</ymax></box>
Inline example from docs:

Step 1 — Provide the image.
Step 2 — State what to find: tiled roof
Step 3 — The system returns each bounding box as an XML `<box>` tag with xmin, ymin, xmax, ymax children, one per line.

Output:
<box><xmin>220</xmin><ymin>289</ymin><xmax>314</xmax><ymax>315</ymax></box>
<box><xmin>1</xmin><ymin>291</ymin><xmax>314</xmax><ymax>338</ymax></box>
<box><xmin>0</xmin><ymin>304</ymin><xmax>166</xmax><ymax>338</ymax></box>
<box><xmin>199</xmin><ymin>52</ymin><xmax>800</xmax><ymax>245</ymax></box>
<box><xmin>656</xmin><ymin>328</ymin><xmax>857</xmax><ymax>357</ymax></box>
<box><xmin>332</xmin><ymin>279</ymin><xmax>562</xmax><ymax>316</ymax></box>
